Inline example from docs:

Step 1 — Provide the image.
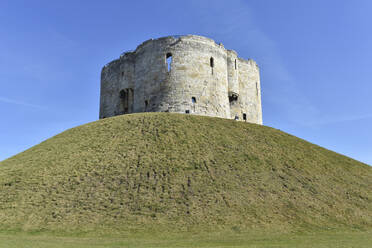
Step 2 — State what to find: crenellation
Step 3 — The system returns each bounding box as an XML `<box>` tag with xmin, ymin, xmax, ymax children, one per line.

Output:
<box><xmin>99</xmin><ymin>35</ymin><xmax>262</xmax><ymax>124</ymax></box>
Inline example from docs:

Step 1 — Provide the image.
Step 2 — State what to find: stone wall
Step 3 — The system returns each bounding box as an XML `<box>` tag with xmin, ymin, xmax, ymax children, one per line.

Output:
<box><xmin>99</xmin><ymin>35</ymin><xmax>262</xmax><ymax>124</ymax></box>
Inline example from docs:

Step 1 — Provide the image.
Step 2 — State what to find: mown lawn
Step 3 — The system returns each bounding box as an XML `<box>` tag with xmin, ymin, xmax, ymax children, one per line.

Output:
<box><xmin>0</xmin><ymin>231</ymin><xmax>371</xmax><ymax>248</ymax></box>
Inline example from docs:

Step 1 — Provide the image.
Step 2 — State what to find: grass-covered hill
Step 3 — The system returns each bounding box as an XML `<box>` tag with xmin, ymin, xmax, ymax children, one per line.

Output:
<box><xmin>0</xmin><ymin>113</ymin><xmax>371</xmax><ymax>234</ymax></box>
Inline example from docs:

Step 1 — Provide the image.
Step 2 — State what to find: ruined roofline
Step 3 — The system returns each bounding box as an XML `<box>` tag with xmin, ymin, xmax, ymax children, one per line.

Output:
<box><xmin>238</xmin><ymin>57</ymin><xmax>260</xmax><ymax>70</ymax></box>
<box><xmin>134</xmin><ymin>35</ymin><xmax>221</xmax><ymax>52</ymax></box>
<box><xmin>104</xmin><ymin>35</ymin><xmax>256</xmax><ymax>68</ymax></box>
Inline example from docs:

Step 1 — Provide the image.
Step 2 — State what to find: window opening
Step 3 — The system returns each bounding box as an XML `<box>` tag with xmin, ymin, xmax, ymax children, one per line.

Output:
<box><xmin>121</xmin><ymin>71</ymin><xmax>124</xmax><ymax>77</ymax></box>
<box><xmin>210</xmin><ymin>57</ymin><xmax>214</xmax><ymax>75</ymax></box>
<box><xmin>234</xmin><ymin>59</ymin><xmax>237</xmax><ymax>70</ymax></box>
<box><xmin>191</xmin><ymin>97</ymin><xmax>196</xmax><ymax>112</ymax></box>
<box><xmin>185</xmin><ymin>110</ymin><xmax>190</xmax><ymax>114</ymax></box>
<box><xmin>234</xmin><ymin>115</ymin><xmax>239</xmax><ymax>120</ymax></box>
<box><xmin>243</xmin><ymin>113</ymin><xmax>247</xmax><ymax>121</ymax></box>
<box><xmin>120</xmin><ymin>89</ymin><xmax>127</xmax><ymax>99</ymax></box>
<box><xmin>229</xmin><ymin>93</ymin><xmax>238</xmax><ymax>103</ymax></box>
<box><xmin>119</xmin><ymin>88</ymin><xmax>133</xmax><ymax>114</ymax></box>
<box><xmin>145</xmin><ymin>100</ymin><xmax>149</xmax><ymax>111</ymax></box>
<box><xmin>166</xmin><ymin>53</ymin><xmax>172</xmax><ymax>72</ymax></box>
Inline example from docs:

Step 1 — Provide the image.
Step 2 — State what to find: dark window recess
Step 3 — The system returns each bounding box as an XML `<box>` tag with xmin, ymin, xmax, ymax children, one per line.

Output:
<box><xmin>191</xmin><ymin>97</ymin><xmax>197</xmax><ymax>112</ymax></box>
<box><xmin>210</xmin><ymin>57</ymin><xmax>214</xmax><ymax>75</ymax></box>
<box><xmin>166</xmin><ymin>53</ymin><xmax>172</xmax><ymax>72</ymax></box>
<box><xmin>229</xmin><ymin>93</ymin><xmax>238</xmax><ymax>103</ymax></box>
<box><xmin>185</xmin><ymin>110</ymin><xmax>190</xmax><ymax>114</ymax></box>
<box><xmin>243</xmin><ymin>113</ymin><xmax>247</xmax><ymax>121</ymax></box>
<box><xmin>119</xmin><ymin>88</ymin><xmax>134</xmax><ymax>114</ymax></box>
<box><xmin>145</xmin><ymin>100</ymin><xmax>149</xmax><ymax>110</ymax></box>
<box><xmin>120</xmin><ymin>89</ymin><xmax>127</xmax><ymax>99</ymax></box>
<box><xmin>121</xmin><ymin>71</ymin><xmax>124</xmax><ymax>77</ymax></box>
<box><xmin>234</xmin><ymin>59</ymin><xmax>237</xmax><ymax>70</ymax></box>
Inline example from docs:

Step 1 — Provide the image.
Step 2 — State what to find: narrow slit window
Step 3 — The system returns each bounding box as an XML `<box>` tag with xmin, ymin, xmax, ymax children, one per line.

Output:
<box><xmin>210</xmin><ymin>57</ymin><xmax>214</xmax><ymax>75</ymax></box>
<box><xmin>243</xmin><ymin>113</ymin><xmax>247</xmax><ymax>121</ymax></box>
<box><xmin>234</xmin><ymin>59</ymin><xmax>237</xmax><ymax>70</ymax></box>
<box><xmin>121</xmin><ymin>71</ymin><xmax>124</xmax><ymax>77</ymax></box>
<box><xmin>166</xmin><ymin>53</ymin><xmax>172</xmax><ymax>72</ymax></box>
<box><xmin>191</xmin><ymin>97</ymin><xmax>196</xmax><ymax>103</ymax></box>
<box><xmin>145</xmin><ymin>100</ymin><xmax>149</xmax><ymax>111</ymax></box>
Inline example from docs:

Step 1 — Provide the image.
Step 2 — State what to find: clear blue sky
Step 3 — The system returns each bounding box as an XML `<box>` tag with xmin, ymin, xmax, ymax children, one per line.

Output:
<box><xmin>1</xmin><ymin>0</ymin><xmax>371</xmax><ymax>165</ymax></box>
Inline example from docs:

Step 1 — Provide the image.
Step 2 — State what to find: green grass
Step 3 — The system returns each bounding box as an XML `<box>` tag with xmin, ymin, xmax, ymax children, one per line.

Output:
<box><xmin>0</xmin><ymin>230</ymin><xmax>371</xmax><ymax>248</ymax></box>
<box><xmin>0</xmin><ymin>113</ymin><xmax>371</xmax><ymax>246</ymax></box>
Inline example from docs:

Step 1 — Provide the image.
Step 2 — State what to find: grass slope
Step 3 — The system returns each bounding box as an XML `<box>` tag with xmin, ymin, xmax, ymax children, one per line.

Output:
<box><xmin>0</xmin><ymin>113</ymin><xmax>371</xmax><ymax>235</ymax></box>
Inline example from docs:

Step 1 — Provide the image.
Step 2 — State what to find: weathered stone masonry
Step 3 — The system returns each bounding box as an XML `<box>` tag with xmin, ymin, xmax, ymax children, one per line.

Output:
<box><xmin>99</xmin><ymin>35</ymin><xmax>262</xmax><ymax>124</ymax></box>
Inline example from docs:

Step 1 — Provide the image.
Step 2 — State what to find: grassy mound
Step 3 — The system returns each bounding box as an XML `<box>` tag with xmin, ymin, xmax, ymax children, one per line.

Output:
<box><xmin>0</xmin><ymin>113</ymin><xmax>371</xmax><ymax>234</ymax></box>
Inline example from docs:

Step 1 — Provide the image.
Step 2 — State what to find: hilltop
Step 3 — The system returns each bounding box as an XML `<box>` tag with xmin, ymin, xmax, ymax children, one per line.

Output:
<box><xmin>0</xmin><ymin>113</ymin><xmax>371</xmax><ymax>235</ymax></box>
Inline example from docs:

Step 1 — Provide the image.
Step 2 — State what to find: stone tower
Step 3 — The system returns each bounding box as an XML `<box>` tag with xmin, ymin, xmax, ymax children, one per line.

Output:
<box><xmin>99</xmin><ymin>35</ymin><xmax>262</xmax><ymax>124</ymax></box>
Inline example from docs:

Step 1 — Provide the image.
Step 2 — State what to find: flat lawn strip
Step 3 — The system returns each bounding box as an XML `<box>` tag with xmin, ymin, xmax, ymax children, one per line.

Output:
<box><xmin>0</xmin><ymin>231</ymin><xmax>371</xmax><ymax>248</ymax></box>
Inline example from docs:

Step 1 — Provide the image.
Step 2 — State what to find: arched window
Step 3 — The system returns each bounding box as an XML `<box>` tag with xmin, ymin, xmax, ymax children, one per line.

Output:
<box><xmin>210</xmin><ymin>57</ymin><xmax>214</xmax><ymax>75</ymax></box>
<box><xmin>119</xmin><ymin>88</ymin><xmax>133</xmax><ymax>114</ymax></box>
<box><xmin>119</xmin><ymin>89</ymin><xmax>127</xmax><ymax>100</ymax></box>
<box><xmin>166</xmin><ymin>53</ymin><xmax>172</xmax><ymax>72</ymax></box>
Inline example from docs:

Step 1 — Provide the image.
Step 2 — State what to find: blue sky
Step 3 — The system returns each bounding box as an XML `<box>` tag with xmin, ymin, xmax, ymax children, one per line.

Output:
<box><xmin>0</xmin><ymin>0</ymin><xmax>371</xmax><ymax>165</ymax></box>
